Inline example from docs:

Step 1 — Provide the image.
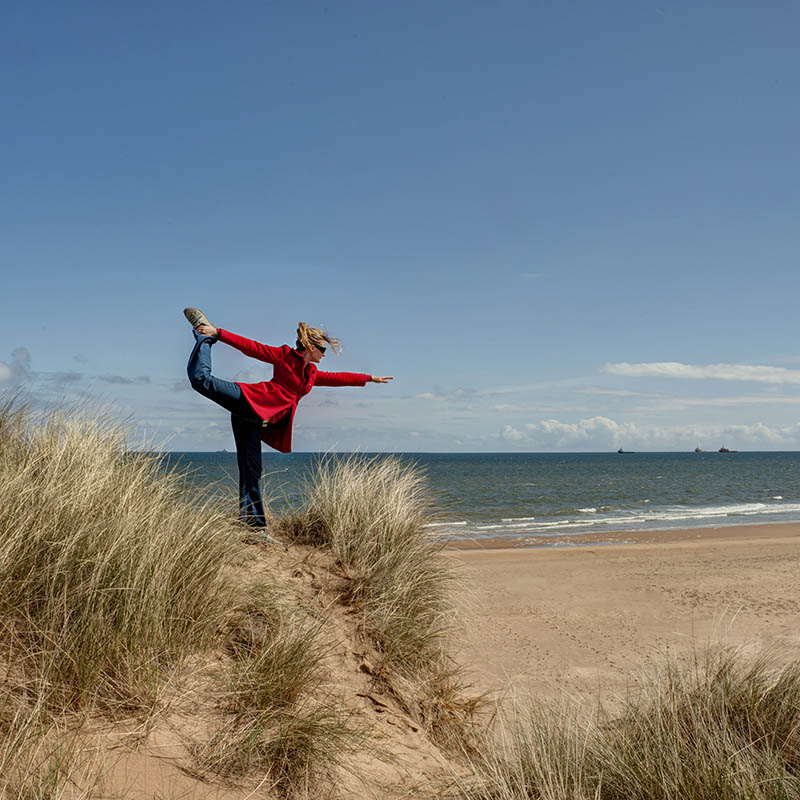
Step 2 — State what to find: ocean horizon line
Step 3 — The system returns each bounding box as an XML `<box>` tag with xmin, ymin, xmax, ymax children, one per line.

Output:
<box><xmin>141</xmin><ymin>449</ymin><xmax>800</xmax><ymax>455</ymax></box>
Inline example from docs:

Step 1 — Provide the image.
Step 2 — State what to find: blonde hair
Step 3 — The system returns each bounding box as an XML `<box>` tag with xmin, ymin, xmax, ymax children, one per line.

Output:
<box><xmin>296</xmin><ymin>322</ymin><xmax>341</xmax><ymax>355</ymax></box>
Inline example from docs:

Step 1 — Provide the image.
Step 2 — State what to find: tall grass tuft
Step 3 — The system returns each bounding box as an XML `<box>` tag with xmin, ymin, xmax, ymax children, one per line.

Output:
<box><xmin>459</xmin><ymin>648</ymin><xmax>800</xmax><ymax>800</ymax></box>
<box><xmin>280</xmin><ymin>454</ymin><xmax>481</xmax><ymax>749</ymax></box>
<box><xmin>0</xmin><ymin>398</ymin><xmax>240</xmax><ymax>711</ymax></box>
<box><xmin>287</xmin><ymin>454</ymin><xmax>452</xmax><ymax>674</ymax></box>
<box><xmin>195</xmin><ymin>584</ymin><xmax>358</xmax><ymax>796</ymax></box>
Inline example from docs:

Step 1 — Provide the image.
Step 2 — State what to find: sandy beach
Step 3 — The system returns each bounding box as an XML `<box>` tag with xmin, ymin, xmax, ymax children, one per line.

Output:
<box><xmin>447</xmin><ymin>522</ymin><xmax>800</xmax><ymax>702</ymax></box>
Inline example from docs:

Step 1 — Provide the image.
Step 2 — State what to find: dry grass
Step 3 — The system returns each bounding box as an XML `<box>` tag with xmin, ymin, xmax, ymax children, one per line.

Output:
<box><xmin>0</xmin><ymin>686</ymin><xmax>104</xmax><ymax>799</ymax></box>
<box><xmin>458</xmin><ymin>648</ymin><xmax>800</xmax><ymax>800</ymax></box>
<box><xmin>195</xmin><ymin>583</ymin><xmax>360</xmax><ymax>797</ymax></box>
<box><xmin>0</xmin><ymin>397</ymin><xmax>245</xmax><ymax>795</ymax></box>
<box><xmin>0</xmin><ymin>398</ymin><xmax>240</xmax><ymax>712</ymax></box>
<box><xmin>278</xmin><ymin>454</ymin><xmax>483</xmax><ymax>751</ymax></box>
<box><xmin>0</xmin><ymin>401</ymin><xmax>468</xmax><ymax>796</ymax></box>
<box><xmin>282</xmin><ymin>454</ymin><xmax>452</xmax><ymax>674</ymax></box>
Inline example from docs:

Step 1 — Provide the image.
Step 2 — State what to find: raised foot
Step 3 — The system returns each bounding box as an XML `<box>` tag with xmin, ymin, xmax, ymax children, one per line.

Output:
<box><xmin>183</xmin><ymin>307</ymin><xmax>212</xmax><ymax>329</ymax></box>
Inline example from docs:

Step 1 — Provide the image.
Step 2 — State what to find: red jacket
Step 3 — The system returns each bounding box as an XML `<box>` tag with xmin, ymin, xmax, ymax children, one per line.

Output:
<box><xmin>217</xmin><ymin>328</ymin><xmax>371</xmax><ymax>453</ymax></box>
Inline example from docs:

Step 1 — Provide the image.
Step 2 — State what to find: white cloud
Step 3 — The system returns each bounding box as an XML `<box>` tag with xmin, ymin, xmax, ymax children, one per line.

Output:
<box><xmin>480</xmin><ymin>378</ymin><xmax>589</xmax><ymax>397</ymax></box>
<box><xmin>576</xmin><ymin>385</ymin><xmax>800</xmax><ymax>412</ymax></box>
<box><xmin>500</xmin><ymin>415</ymin><xmax>800</xmax><ymax>450</ymax></box>
<box><xmin>494</xmin><ymin>402</ymin><xmax>594</xmax><ymax>414</ymax></box>
<box><xmin>577</xmin><ymin>386</ymin><xmax>656</xmax><ymax>398</ymax></box>
<box><xmin>0</xmin><ymin>348</ymin><xmax>32</xmax><ymax>387</ymax></box>
<box><xmin>603</xmin><ymin>362</ymin><xmax>800</xmax><ymax>384</ymax></box>
<box><xmin>234</xmin><ymin>367</ymin><xmax>270</xmax><ymax>383</ymax></box>
<box><xmin>501</xmin><ymin>424</ymin><xmax>525</xmax><ymax>442</ymax></box>
<box><xmin>414</xmin><ymin>385</ymin><xmax>476</xmax><ymax>401</ymax></box>
<box><xmin>659</xmin><ymin>394</ymin><xmax>800</xmax><ymax>409</ymax></box>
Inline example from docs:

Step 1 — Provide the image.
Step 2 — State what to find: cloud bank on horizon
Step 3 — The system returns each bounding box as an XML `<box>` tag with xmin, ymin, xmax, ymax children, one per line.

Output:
<box><xmin>5</xmin><ymin>342</ymin><xmax>800</xmax><ymax>452</ymax></box>
<box><xmin>502</xmin><ymin>417</ymin><xmax>800</xmax><ymax>451</ymax></box>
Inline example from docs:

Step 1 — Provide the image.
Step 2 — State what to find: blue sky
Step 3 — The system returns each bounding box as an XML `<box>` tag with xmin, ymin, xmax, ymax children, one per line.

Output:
<box><xmin>2</xmin><ymin>1</ymin><xmax>799</xmax><ymax>451</ymax></box>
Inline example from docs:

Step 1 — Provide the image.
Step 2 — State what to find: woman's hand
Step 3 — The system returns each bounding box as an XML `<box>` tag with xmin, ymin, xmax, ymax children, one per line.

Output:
<box><xmin>370</xmin><ymin>376</ymin><xmax>394</xmax><ymax>383</ymax></box>
<box><xmin>196</xmin><ymin>323</ymin><xmax>219</xmax><ymax>338</ymax></box>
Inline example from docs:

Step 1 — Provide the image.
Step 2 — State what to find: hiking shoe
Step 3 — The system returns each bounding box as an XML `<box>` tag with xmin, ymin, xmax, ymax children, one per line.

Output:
<box><xmin>243</xmin><ymin>530</ymin><xmax>282</xmax><ymax>546</ymax></box>
<box><xmin>183</xmin><ymin>307</ymin><xmax>212</xmax><ymax>329</ymax></box>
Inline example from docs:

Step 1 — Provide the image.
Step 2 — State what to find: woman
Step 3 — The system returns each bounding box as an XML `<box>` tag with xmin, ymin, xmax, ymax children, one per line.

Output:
<box><xmin>184</xmin><ymin>307</ymin><xmax>393</xmax><ymax>531</ymax></box>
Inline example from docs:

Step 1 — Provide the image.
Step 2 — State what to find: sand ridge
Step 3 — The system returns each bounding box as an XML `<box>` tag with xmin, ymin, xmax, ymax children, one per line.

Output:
<box><xmin>94</xmin><ymin>540</ymin><xmax>460</xmax><ymax>799</ymax></box>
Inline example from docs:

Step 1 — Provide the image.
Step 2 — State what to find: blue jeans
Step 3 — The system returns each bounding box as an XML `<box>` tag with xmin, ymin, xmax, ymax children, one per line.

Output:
<box><xmin>187</xmin><ymin>331</ymin><xmax>267</xmax><ymax>528</ymax></box>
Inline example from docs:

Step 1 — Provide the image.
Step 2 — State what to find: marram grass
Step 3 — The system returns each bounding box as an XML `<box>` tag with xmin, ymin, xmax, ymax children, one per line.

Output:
<box><xmin>195</xmin><ymin>583</ymin><xmax>360</xmax><ymax>796</ymax></box>
<box><xmin>458</xmin><ymin>648</ymin><xmax>800</xmax><ymax>800</ymax></box>
<box><xmin>283</xmin><ymin>453</ymin><xmax>453</xmax><ymax>674</ymax></box>
<box><xmin>279</xmin><ymin>453</ymin><xmax>484</xmax><ymax>752</ymax></box>
<box><xmin>0</xmin><ymin>685</ymin><xmax>105</xmax><ymax>800</ymax></box>
<box><xmin>0</xmin><ymin>398</ymin><xmax>240</xmax><ymax>711</ymax></box>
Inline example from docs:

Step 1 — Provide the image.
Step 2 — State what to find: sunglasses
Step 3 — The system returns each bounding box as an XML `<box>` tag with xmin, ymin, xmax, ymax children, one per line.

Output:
<box><xmin>314</xmin><ymin>343</ymin><xmax>326</xmax><ymax>354</ymax></box>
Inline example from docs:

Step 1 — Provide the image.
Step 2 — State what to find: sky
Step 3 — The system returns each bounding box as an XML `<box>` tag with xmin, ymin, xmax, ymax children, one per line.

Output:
<box><xmin>2</xmin><ymin>0</ymin><xmax>799</xmax><ymax>452</ymax></box>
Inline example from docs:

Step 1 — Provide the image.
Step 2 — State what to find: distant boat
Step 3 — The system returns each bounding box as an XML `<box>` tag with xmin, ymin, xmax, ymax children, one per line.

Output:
<box><xmin>718</xmin><ymin>446</ymin><xmax>738</xmax><ymax>453</ymax></box>
<box><xmin>617</xmin><ymin>448</ymin><xmax>634</xmax><ymax>454</ymax></box>
<box><xmin>694</xmin><ymin>447</ymin><xmax>704</xmax><ymax>453</ymax></box>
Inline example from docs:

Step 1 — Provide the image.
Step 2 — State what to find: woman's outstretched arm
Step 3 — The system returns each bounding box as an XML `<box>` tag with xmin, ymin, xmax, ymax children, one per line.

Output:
<box><xmin>197</xmin><ymin>324</ymin><xmax>285</xmax><ymax>365</ymax></box>
<box><xmin>314</xmin><ymin>371</ymin><xmax>394</xmax><ymax>387</ymax></box>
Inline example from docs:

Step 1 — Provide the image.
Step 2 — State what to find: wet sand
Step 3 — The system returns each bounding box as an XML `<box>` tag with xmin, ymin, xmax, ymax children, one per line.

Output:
<box><xmin>446</xmin><ymin>522</ymin><xmax>800</xmax><ymax>701</ymax></box>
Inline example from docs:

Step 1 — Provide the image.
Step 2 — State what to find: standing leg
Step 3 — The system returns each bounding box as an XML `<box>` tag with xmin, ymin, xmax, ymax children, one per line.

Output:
<box><xmin>231</xmin><ymin>413</ymin><xmax>267</xmax><ymax>528</ymax></box>
<box><xmin>187</xmin><ymin>330</ymin><xmax>265</xmax><ymax>525</ymax></box>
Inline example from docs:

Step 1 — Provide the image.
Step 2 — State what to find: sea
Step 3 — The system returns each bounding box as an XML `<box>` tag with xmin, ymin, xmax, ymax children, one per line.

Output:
<box><xmin>157</xmin><ymin>451</ymin><xmax>800</xmax><ymax>544</ymax></box>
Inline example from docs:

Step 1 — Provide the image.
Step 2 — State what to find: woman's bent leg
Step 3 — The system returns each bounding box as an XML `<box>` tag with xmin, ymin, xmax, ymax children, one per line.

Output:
<box><xmin>231</xmin><ymin>414</ymin><xmax>266</xmax><ymax>528</ymax></box>
<box><xmin>187</xmin><ymin>331</ymin><xmax>256</xmax><ymax>417</ymax></box>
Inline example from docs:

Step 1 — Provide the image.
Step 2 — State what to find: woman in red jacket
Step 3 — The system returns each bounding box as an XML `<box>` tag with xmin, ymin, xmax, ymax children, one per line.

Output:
<box><xmin>184</xmin><ymin>307</ymin><xmax>393</xmax><ymax>531</ymax></box>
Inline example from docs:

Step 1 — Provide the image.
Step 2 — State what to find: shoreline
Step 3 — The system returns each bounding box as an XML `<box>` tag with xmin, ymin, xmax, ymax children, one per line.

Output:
<box><xmin>444</xmin><ymin>519</ymin><xmax>800</xmax><ymax>550</ymax></box>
